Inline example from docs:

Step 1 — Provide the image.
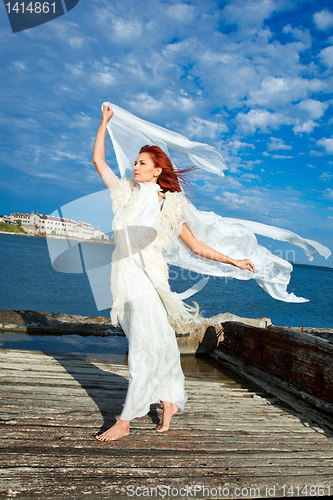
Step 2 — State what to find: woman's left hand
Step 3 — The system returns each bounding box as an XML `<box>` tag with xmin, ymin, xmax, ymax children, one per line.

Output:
<box><xmin>235</xmin><ymin>259</ymin><xmax>255</xmax><ymax>274</ymax></box>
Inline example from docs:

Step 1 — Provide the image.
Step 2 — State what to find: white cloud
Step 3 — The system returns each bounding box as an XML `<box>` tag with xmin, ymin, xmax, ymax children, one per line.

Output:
<box><xmin>319</xmin><ymin>46</ymin><xmax>333</xmax><ymax>68</ymax></box>
<box><xmin>90</xmin><ymin>72</ymin><xmax>115</xmax><ymax>85</ymax></box>
<box><xmin>293</xmin><ymin>120</ymin><xmax>318</xmax><ymax>134</ymax></box>
<box><xmin>166</xmin><ymin>3</ymin><xmax>196</xmax><ymax>23</ymax></box>
<box><xmin>243</xmin><ymin>159</ymin><xmax>262</xmax><ymax>168</ymax></box>
<box><xmin>323</xmin><ymin>188</ymin><xmax>333</xmax><ymax>201</ymax></box>
<box><xmin>13</xmin><ymin>61</ymin><xmax>27</xmax><ymax>70</ymax></box>
<box><xmin>95</xmin><ymin>8</ymin><xmax>144</xmax><ymax>45</ymax></box>
<box><xmin>207</xmin><ymin>183</ymin><xmax>313</xmax><ymax>230</ymax></box>
<box><xmin>242</xmin><ymin>173</ymin><xmax>261</xmax><ymax>181</ymax></box>
<box><xmin>222</xmin><ymin>0</ymin><xmax>278</xmax><ymax>30</ymax></box>
<box><xmin>247</xmin><ymin>77</ymin><xmax>324</xmax><ymax>108</ymax></box>
<box><xmin>314</xmin><ymin>10</ymin><xmax>333</xmax><ymax>30</ymax></box>
<box><xmin>228</xmin><ymin>140</ymin><xmax>255</xmax><ymax>151</ymax></box>
<box><xmin>69</xmin><ymin>37</ymin><xmax>85</xmax><ymax>49</ymax></box>
<box><xmin>31</xmin><ymin>172</ymin><xmax>62</xmax><ymax>179</ymax></box>
<box><xmin>64</xmin><ymin>62</ymin><xmax>85</xmax><ymax>76</ymax></box>
<box><xmin>128</xmin><ymin>94</ymin><xmax>164</xmax><ymax>115</ymax></box>
<box><xmin>283</xmin><ymin>24</ymin><xmax>311</xmax><ymax>44</ymax></box>
<box><xmin>263</xmin><ymin>151</ymin><xmax>294</xmax><ymax>160</ymax></box>
<box><xmin>316</xmin><ymin>138</ymin><xmax>333</xmax><ymax>154</ymax></box>
<box><xmin>271</xmin><ymin>154</ymin><xmax>293</xmax><ymax>159</ymax></box>
<box><xmin>295</xmin><ymin>99</ymin><xmax>329</xmax><ymax>120</ymax></box>
<box><xmin>236</xmin><ymin>109</ymin><xmax>291</xmax><ymax>134</ymax></box>
<box><xmin>113</xmin><ymin>18</ymin><xmax>143</xmax><ymax>42</ymax></box>
<box><xmin>186</xmin><ymin>117</ymin><xmax>228</xmax><ymax>140</ymax></box>
<box><xmin>199</xmin><ymin>176</ymin><xmax>242</xmax><ymax>192</ymax></box>
<box><xmin>267</xmin><ymin>137</ymin><xmax>292</xmax><ymax>151</ymax></box>
<box><xmin>319</xmin><ymin>172</ymin><xmax>333</xmax><ymax>181</ymax></box>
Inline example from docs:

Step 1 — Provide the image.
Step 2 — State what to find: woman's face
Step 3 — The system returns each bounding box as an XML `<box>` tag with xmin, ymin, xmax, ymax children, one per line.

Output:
<box><xmin>133</xmin><ymin>153</ymin><xmax>161</xmax><ymax>183</ymax></box>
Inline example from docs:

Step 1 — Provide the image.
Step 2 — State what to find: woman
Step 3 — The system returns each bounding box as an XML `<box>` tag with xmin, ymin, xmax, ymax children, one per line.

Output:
<box><xmin>92</xmin><ymin>104</ymin><xmax>255</xmax><ymax>441</ymax></box>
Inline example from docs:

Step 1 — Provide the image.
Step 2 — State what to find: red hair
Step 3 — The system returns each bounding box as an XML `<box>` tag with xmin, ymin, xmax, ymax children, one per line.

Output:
<box><xmin>139</xmin><ymin>145</ymin><xmax>195</xmax><ymax>193</ymax></box>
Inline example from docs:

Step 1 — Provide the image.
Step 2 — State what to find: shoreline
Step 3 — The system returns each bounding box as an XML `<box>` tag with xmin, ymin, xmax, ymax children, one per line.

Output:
<box><xmin>0</xmin><ymin>308</ymin><xmax>272</xmax><ymax>355</ymax></box>
<box><xmin>0</xmin><ymin>230</ymin><xmax>113</xmax><ymax>244</ymax></box>
<box><xmin>1</xmin><ymin>307</ymin><xmax>333</xmax><ymax>349</ymax></box>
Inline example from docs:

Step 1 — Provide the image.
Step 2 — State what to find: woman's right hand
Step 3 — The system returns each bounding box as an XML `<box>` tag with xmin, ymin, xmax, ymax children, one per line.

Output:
<box><xmin>102</xmin><ymin>102</ymin><xmax>114</xmax><ymax>123</ymax></box>
<box><xmin>235</xmin><ymin>259</ymin><xmax>255</xmax><ymax>274</ymax></box>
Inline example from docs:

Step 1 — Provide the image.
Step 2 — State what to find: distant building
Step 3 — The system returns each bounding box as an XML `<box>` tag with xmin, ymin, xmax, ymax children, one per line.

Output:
<box><xmin>9</xmin><ymin>211</ymin><xmax>40</xmax><ymax>226</ymax></box>
<box><xmin>6</xmin><ymin>211</ymin><xmax>109</xmax><ymax>241</ymax></box>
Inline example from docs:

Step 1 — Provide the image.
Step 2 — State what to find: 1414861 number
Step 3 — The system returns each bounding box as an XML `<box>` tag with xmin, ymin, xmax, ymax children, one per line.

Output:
<box><xmin>5</xmin><ymin>2</ymin><xmax>57</xmax><ymax>14</ymax></box>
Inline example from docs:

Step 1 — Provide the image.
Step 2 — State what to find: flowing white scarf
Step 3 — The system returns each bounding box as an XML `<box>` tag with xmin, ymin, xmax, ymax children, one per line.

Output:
<box><xmin>105</xmin><ymin>103</ymin><xmax>227</xmax><ymax>178</ymax></box>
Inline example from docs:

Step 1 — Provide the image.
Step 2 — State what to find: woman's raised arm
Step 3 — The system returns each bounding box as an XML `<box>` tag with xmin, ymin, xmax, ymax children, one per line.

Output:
<box><xmin>179</xmin><ymin>223</ymin><xmax>255</xmax><ymax>273</ymax></box>
<box><xmin>92</xmin><ymin>103</ymin><xmax>119</xmax><ymax>189</ymax></box>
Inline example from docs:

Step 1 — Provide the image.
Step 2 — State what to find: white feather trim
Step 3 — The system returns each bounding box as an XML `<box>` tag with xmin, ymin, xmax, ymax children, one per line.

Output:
<box><xmin>110</xmin><ymin>177</ymin><xmax>136</xmax><ymax>214</ymax></box>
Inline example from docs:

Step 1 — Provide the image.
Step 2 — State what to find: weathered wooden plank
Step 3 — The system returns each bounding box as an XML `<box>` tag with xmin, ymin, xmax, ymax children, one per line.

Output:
<box><xmin>212</xmin><ymin>348</ymin><xmax>333</xmax><ymax>428</ymax></box>
<box><xmin>1</xmin><ymin>464</ymin><xmax>333</xmax><ymax>479</ymax></box>
<box><xmin>219</xmin><ymin>322</ymin><xmax>333</xmax><ymax>409</ymax></box>
<box><xmin>2</xmin><ymin>434</ymin><xmax>332</xmax><ymax>458</ymax></box>
<box><xmin>0</xmin><ymin>474</ymin><xmax>328</xmax><ymax>499</ymax></box>
<box><xmin>2</xmin><ymin>456</ymin><xmax>332</xmax><ymax>471</ymax></box>
<box><xmin>1</xmin><ymin>473</ymin><xmax>332</xmax><ymax>499</ymax></box>
<box><xmin>2</xmin><ymin>427</ymin><xmax>329</xmax><ymax>444</ymax></box>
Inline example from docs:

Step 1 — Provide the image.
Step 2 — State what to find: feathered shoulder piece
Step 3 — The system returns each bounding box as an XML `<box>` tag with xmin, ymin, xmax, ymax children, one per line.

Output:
<box><xmin>110</xmin><ymin>177</ymin><xmax>137</xmax><ymax>214</ymax></box>
<box><xmin>153</xmin><ymin>190</ymin><xmax>191</xmax><ymax>251</ymax></box>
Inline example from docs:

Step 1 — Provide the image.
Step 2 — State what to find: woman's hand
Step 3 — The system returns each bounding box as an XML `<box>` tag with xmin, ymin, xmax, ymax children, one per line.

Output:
<box><xmin>102</xmin><ymin>102</ymin><xmax>114</xmax><ymax>123</ymax></box>
<box><xmin>235</xmin><ymin>259</ymin><xmax>255</xmax><ymax>274</ymax></box>
<box><xmin>179</xmin><ymin>225</ymin><xmax>256</xmax><ymax>274</ymax></box>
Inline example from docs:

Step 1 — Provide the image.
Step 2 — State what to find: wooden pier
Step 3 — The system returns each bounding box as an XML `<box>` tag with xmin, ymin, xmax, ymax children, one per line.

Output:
<box><xmin>1</xmin><ymin>347</ymin><xmax>333</xmax><ymax>499</ymax></box>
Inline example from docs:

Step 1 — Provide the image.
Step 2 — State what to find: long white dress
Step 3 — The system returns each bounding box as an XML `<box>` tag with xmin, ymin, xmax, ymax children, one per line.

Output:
<box><xmin>109</xmin><ymin>177</ymin><xmax>194</xmax><ymax>420</ymax></box>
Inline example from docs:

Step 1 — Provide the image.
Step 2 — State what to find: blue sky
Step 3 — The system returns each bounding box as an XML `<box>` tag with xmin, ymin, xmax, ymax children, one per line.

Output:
<box><xmin>1</xmin><ymin>0</ymin><xmax>332</xmax><ymax>266</ymax></box>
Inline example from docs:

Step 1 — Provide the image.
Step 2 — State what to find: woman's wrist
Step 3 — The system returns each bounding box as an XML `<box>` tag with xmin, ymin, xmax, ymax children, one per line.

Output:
<box><xmin>217</xmin><ymin>254</ymin><xmax>237</xmax><ymax>267</ymax></box>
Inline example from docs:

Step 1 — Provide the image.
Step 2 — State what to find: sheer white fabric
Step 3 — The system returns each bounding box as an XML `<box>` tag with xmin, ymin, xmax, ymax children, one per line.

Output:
<box><xmin>164</xmin><ymin>206</ymin><xmax>312</xmax><ymax>303</ymax></box>
<box><xmin>103</xmin><ymin>103</ymin><xmax>227</xmax><ymax>178</ymax></box>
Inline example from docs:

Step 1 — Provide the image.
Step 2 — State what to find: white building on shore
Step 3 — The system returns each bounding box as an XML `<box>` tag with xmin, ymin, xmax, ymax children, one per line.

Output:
<box><xmin>8</xmin><ymin>211</ymin><xmax>40</xmax><ymax>227</ymax></box>
<box><xmin>6</xmin><ymin>211</ymin><xmax>109</xmax><ymax>241</ymax></box>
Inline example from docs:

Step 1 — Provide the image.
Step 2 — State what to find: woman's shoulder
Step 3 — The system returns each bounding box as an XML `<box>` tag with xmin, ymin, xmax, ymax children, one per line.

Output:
<box><xmin>164</xmin><ymin>190</ymin><xmax>191</xmax><ymax>214</ymax></box>
<box><xmin>110</xmin><ymin>177</ymin><xmax>137</xmax><ymax>212</ymax></box>
<box><xmin>157</xmin><ymin>190</ymin><xmax>191</xmax><ymax>227</ymax></box>
<box><xmin>153</xmin><ymin>190</ymin><xmax>191</xmax><ymax>250</ymax></box>
<box><xmin>113</xmin><ymin>176</ymin><xmax>136</xmax><ymax>192</ymax></box>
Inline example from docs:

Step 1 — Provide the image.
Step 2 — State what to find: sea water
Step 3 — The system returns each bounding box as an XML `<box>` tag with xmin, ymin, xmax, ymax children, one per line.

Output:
<box><xmin>1</xmin><ymin>233</ymin><xmax>332</xmax><ymax>329</ymax></box>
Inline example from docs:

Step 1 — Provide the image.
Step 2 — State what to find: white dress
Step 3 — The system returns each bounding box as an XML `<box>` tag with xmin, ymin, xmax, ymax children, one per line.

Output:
<box><xmin>109</xmin><ymin>177</ymin><xmax>194</xmax><ymax>421</ymax></box>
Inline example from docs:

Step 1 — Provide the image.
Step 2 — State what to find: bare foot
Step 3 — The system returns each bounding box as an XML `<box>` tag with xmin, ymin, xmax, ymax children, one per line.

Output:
<box><xmin>95</xmin><ymin>419</ymin><xmax>130</xmax><ymax>442</ymax></box>
<box><xmin>155</xmin><ymin>401</ymin><xmax>178</xmax><ymax>433</ymax></box>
